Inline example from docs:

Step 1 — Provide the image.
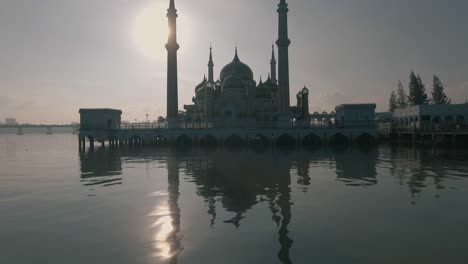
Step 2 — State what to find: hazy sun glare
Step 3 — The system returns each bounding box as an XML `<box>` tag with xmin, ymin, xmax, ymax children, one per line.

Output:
<box><xmin>132</xmin><ymin>2</ymin><xmax>190</xmax><ymax>61</ymax></box>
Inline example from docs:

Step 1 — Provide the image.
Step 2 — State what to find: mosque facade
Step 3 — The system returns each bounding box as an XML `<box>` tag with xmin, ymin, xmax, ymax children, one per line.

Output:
<box><xmin>183</xmin><ymin>46</ymin><xmax>294</xmax><ymax>128</ymax></box>
<box><xmin>166</xmin><ymin>0</ymin><xmax>309</xmax><ymax>128</ymax></box>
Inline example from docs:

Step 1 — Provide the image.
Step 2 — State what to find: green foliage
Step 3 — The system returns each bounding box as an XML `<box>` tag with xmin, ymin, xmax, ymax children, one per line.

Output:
<box><xmin>396</xmin><ymin>80</ymin><xmax>408</xmax><ymax>107</ymax></box>
<box><xmin>408</xmin><ymin>71</ymin><xmax>428</xmax><ymax>105</ymax></box>
<box><xmin>389</xmin><ymin>90</ymin><xmax>398</xmax><ymax>112</ymax></box>
<box><xmin>431</xmin><ymin>75</ymin><xmax>451</xmax><ymax>104</ymax></box>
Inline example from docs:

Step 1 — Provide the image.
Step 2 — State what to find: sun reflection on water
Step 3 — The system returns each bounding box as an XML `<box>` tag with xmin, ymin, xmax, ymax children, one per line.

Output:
<box><xmin>150</xmin><ymin>202</ymin><xmax>182</xmax><ymax>262</ymax></box>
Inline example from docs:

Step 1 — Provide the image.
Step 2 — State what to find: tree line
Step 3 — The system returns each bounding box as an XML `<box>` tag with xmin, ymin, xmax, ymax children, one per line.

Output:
<box><xmin>389</xmin><ymin>71</ymin><xmax>451</xmax><ymax>112</ymax></box>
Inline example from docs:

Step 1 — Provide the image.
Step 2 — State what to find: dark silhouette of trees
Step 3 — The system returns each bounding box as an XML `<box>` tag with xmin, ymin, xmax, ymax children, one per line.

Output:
<box><xmin>390</xmin><ymin>71</ymin><xmax>451</xmax><ymax>110</ymax></box>
<box><xmin>431</xmin><ymin>75</ymin><xmax>451</xmax><ymax>104</ymax></box>
<box><xmin>388</xmin><ymin>81</ymin><xmax>407</xmax><ymax>112</ymax></box>
<box><xmin>408</xmin><ymin>71</ymin><xmax>428</xmax><ymax>105</ymax></box>
<box><xmin>389</xmin><ymin>90</ymin><xmax>397</xmax><ymax>112</ymax></box>
<box><xmin>396</xmin><ymin>80</ymin><xmax>408</xmax><ymax>107</ymax></box>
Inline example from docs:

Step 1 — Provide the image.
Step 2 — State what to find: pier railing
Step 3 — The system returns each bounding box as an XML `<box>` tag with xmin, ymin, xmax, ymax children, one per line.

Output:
<box><xmin>118</xmin><ymin>122</ymin><xmax>375</xmax><ymax>130</ymax></box>
<box><xmin>120</xmin><ymin>122</ymin><xmax>215</xmax><ymax>129</ymax></box>
<box><xmin>121</xmin><ymin>123</ymin><xmax>169</xmax><ymax>129</ymax></box>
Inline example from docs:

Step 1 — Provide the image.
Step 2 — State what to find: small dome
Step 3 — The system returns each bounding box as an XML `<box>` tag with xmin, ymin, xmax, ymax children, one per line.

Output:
<box><xmin>302</xmin><ymin>87</ymin><xmax>309</xmax><ymax>94</ymax></box>
<box><xmin>313</xmin><ymin>111</ymin><xmax>319</xmax><ymax>115</ymax></box>
<box><xmin>223</xmin><ymin>75</ymin><xmax>244</xmax><ymax>89</ymax></box>
<box><xmin>195</xmin><ymin>76</ymin><xmax>207</xmax><ymax>93</ymax></box>
<box><xmin>220</xmin><ymin>49</ymin><xmax>254</xmax><ymax>82</ymax></box>
<box><xmin>322</xmin><ymin>111</ymin><xmax>328</xmax><ymax>115</ymax></box>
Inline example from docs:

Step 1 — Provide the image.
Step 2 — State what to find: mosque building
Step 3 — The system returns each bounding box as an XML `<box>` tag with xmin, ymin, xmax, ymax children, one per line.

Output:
<box><xmin>166</xmin><ymin>0</ymin><xmax>309</xmax><ymax>128</ymax></box>
<box><xmin>183</xmin><ymin>45</ymin><xmax>292</xmax><ymax>128</ymax></box>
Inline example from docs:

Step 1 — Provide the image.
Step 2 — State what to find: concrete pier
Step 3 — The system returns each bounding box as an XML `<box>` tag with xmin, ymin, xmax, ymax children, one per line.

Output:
<box><xmin>78</xmin><ymin>126</ymin><xmax>377</xmax><ymax>150</ymax></box>
<box><xmin>390</xmin><ymin>130</ymin><xmax>468</xmax><ymax>146</ymax></box>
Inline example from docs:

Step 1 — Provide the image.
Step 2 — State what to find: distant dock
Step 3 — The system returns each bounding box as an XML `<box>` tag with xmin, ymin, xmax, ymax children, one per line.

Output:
<box><xmin>0</xmin><ymin>124</ymin><xmax>79</xmax><ymax>135</ymax></box>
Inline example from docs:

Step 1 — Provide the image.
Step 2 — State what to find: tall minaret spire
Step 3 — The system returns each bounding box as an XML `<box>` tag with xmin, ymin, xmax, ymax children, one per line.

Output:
<box><xmin>276</xmin><ymin>0</ymin><xmax>291</xmax><ymax>114</ymax></box>
<box><xmin>208</xmin><ymin>45</ymin><xmax>214</xmax><ymax>83</ymax></box>
<box><xmin>270</xmin><ymin>44</ymin><xmax>277</xmax><ymax>84</ymax></box>
<box><xmin>234</xmin><ymin>46</ymin><xmax>240</xmax><ymax>62</ymax></box>
<box><xmin>166</xmin><ymin>0</ymin><xmax>180</xmax><ymax>126</ymax></box>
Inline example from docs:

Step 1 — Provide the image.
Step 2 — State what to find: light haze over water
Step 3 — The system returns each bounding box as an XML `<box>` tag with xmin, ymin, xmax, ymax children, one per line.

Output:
<box><xmin>1</xmin><ymin>134</ymin><xmax>468</xmax><ymax>263</ymax></box>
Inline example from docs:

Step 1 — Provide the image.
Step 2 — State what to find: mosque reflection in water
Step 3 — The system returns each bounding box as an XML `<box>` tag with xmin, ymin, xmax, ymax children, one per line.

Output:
<box><xmin>78</xmin><ymin>145</ymin><xmax>466</xmax><ymax>263</ymax></box>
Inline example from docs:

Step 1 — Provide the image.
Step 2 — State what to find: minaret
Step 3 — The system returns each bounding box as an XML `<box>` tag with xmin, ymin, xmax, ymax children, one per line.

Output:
<box><xmin>208</xmin><ymin>45</ymin><xmax>214</xmax><ymax>83</ymax></box>
<box><xmin>166</xmin><ymin>0</ymin><xmax>180</xmax><ymax>126</ymax></box>
<box><xmin>270</xmin><ymin>45</ymin><xmax>277</xmax><ymax>84</ymax></box>
<box><xmin>276</xmin><ymin>0</ymin><xmax>291</xmax><ymax>114</ymax></box>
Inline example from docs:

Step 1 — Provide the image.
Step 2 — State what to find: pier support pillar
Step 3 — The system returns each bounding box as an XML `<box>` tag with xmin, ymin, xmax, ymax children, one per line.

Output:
<box><xmin>46</xmin><ymin>127</ymin><xmax>53</xmax><ymax>135</ymax></box>
<box><xmin>17</xmin><ymin>126</ymin><xmax>24</xmax><ymax>136</ymax></box>
<box><xmin>90</xmin><ymin>138</ymin><xmax>95</xmax><ymax>149</ymax></box>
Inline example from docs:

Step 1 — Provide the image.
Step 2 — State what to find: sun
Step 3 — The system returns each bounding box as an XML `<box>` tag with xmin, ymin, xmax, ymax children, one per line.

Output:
<box><xmin>132</xmin><ymin>3</ymin><xmax>169</xmax><ymax>60</ymax></box>
<box><xmin>132</xmin><ymin>2</ymin><xmax>190</xmax><ymax>61</ymax></box>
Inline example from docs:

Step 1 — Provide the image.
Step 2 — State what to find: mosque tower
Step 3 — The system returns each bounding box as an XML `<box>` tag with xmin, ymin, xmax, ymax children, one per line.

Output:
<box><xmin>276</xmin><ymin>0</ymin><xmax>291</xmax><ymax>114</ymax></box>
<box><xmin>166</xmin><ymin>0</ymin><xmax>180</xmax><ymax>126</ymax></box>
<box><xmin>208</xmin><ymin>45</ymin><xmax>214</xmax><ymax>83</ymax></box>
<box><xmin>270</xmin><ymin>45</ymin><xmax>277</xmax><ymax>84</ymax></box>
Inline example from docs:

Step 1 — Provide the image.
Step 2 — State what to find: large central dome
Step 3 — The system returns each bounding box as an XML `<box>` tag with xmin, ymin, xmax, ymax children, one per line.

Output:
<box><xmin>220</xmin><ymin>49</ymin><xmax>254</xmax><ymax>82</ymax></box>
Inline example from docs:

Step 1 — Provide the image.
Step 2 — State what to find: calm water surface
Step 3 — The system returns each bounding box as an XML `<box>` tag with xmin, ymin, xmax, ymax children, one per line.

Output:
<box><xmin>1</xmin><ymin>134</ymin><xmax>468</xmax><ymax>264</ymax></box>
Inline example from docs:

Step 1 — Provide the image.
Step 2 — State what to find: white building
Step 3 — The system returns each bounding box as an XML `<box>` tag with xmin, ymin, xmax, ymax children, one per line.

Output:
<box><xmin>392</xmin><ymin>104</ymin><xmax>468</xmax><ymax>130</ymax></box>
<box><xmin>335</xmin><ymin>104</ymin><xmax>376</xmax><ymax>128</ymax></box>
<box><xmin>79</xmin><ymin>109</ymin><xmax>122</xmax><ymax>130</ymax></box>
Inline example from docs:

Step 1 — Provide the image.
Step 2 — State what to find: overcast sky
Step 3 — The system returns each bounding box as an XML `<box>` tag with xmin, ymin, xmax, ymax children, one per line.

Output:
<box><xmin>1</xmin><ymin>0</ymin><xmax>468</xmax><ymax>124</ymax></box>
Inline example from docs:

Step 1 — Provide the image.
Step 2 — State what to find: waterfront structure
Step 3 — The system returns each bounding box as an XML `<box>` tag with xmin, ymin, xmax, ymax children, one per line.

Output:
<box><xmin>79</xmin><ymin>109</ymin><xmax>122</xmax><ymax>130</ymax></box>
<box><xmin>335</xmin><ymin>104</ymin><xmax>376</xmax><ymax>128</ymax></box>
<box><xmin>374</xmin><ymin>104</ymin><xmax>468</xmax><ymax>145</ymax></box>
<box><xmin>392</xmin><ymin>104</ymin><xmax>468</xmax><ymax>130</ymax></box>
<box><xmin>77</xmin><ymin>0</ymin><xmax>378</xmax><ymax>148</ymax></box>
